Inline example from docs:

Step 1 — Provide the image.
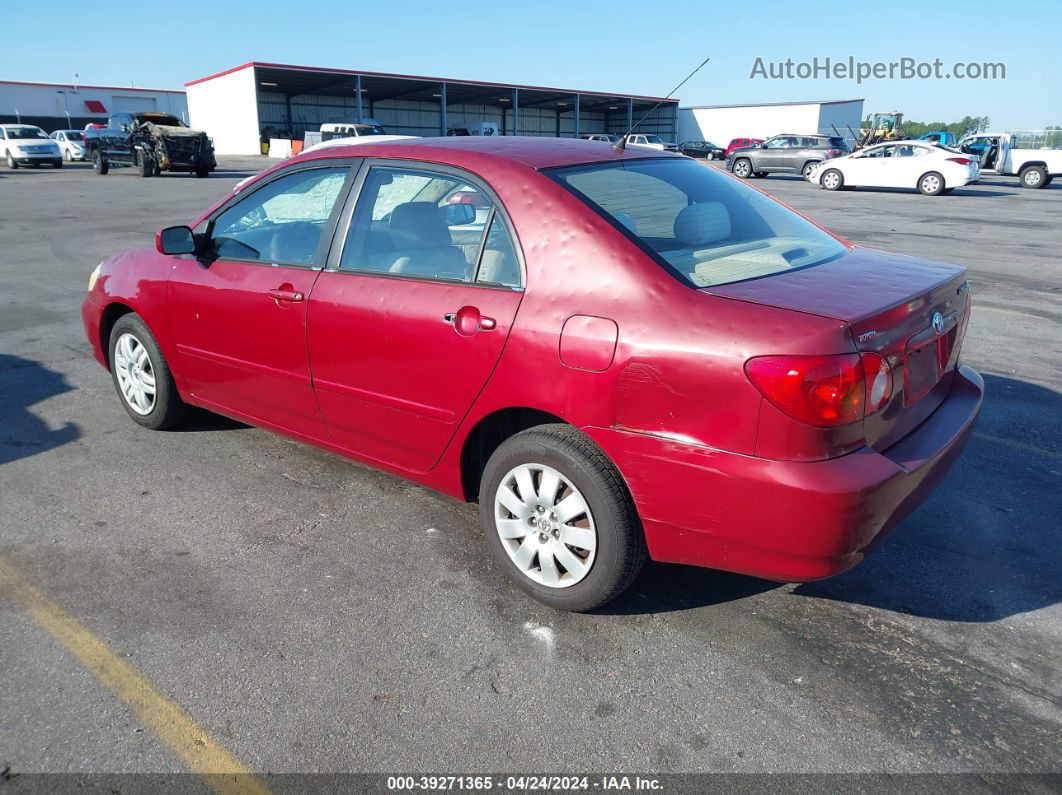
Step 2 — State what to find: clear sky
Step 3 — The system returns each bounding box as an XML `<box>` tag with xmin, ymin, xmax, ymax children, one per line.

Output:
<box><xmin>6</xmin><ymin>0</ymin><xmax>1056</xmax><ymax>129</ymax></box>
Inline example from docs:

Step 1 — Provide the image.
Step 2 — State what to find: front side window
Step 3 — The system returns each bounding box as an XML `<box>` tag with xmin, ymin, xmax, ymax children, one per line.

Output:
<box><xmin>765</xmin><ymin>137</ymin><xmax>788</xmax><ymax>149</ymax></box>
<box><xmin>547</xmin><ymin>158</ymin><xmax>847</xmax><ymax>288</ymax></box>
<box><xmin>210</xmin><ymin>167</ymin><xmax>349</xmax><ymax>264</ymax></box>
<box><xmin>339</xmin><ymin>166</ymin><xmax>521</xmax><ymax>286</ymax></box>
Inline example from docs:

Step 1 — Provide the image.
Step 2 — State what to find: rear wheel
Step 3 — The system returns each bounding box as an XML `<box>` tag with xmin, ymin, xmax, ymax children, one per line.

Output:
<box><xmin>821</xmin><ymin>168</ymin><xmax>844</xmax><ymax>191</ymax></box>
<box><xmin>732</xmin><ymin>158</ymin><xmax>753</xmax><ymax>178</ymax></box>
<box><xmin>1019</xmin><ymin>165</ymin><xmax>1047</xmax><ymax>189</ymax></box>
<box><xmin>918</xmin><ymin>171</ymin><xmax>945</xmax><ymax>196</ymax></box>
<box><xmin>479</xmin><ymin>424</ymin><xmax>646</xmax><ymax>612</ymax></box>
<box><xmin>802</xmin><ymin>161</ymin><xmax>821</xmax><ymax>181</ymax></box>
<box><xmin>93</xmin><ymin>151</ymin><xmax>108</xmax><ymax>175</ymax></box>
<box><xmin>108</xmin><ymin>314</ymin><xmax>187</xmax><ymax>430</ymax></box>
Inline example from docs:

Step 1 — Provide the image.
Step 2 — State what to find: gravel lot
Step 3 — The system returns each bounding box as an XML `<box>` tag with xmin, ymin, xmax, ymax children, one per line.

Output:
<box><xmin>1</xmin><ymin>156</ymin><xmax>1059</xmax><ymax>781</ymax></box>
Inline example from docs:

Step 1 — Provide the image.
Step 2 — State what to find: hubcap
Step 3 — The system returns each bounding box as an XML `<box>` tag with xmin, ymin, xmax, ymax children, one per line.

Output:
<box><xmin>114</xmin><ymin>333</ymin><xmax>156</xmax><ymax>415</ymax></box>
<box><xmin>494</xmin><ymin>463</ymin><xmax>597</xmax><ymax>588</ymax></box>
<box><xmin>824</xmin><ymin>173</ymin><xmax>839</xmax><ymax>188</ymax></box>
<box><xmin>1026</xmin><ymin>171</ymin><xmax>1041</xmax><ymax>185</ymax></box>
<box><xmin>923</xmin><ymin>176</ymin><xmax>940</xmax><ymax>193</ymax></box>
<box><xmin>735</xmin><ymin>161</ymin><xmax>750</xmax><ymax>176</ymax></box>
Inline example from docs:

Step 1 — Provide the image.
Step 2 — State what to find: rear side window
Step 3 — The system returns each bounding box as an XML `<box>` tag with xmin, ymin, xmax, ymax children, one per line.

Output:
<box><xmin>339</xmin><ymin>166</ymin><xmax>522</xmax><ymax>287</ymax></box>
<box><xmin>547</xmin><ymin>158</ymin><xmax>846</xmax><ymax>288</ymax></box>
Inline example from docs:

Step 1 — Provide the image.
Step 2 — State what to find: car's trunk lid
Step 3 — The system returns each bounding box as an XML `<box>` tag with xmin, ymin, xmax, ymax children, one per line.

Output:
<box><xmin>706</xmin><ymin>247</ymin><xmax>970</xmax><ymax>451</ymax></box>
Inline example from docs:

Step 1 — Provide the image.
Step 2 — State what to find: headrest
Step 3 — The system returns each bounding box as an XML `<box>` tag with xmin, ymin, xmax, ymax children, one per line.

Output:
<box><xmin>389</xmin><ymin>202</ymin><xmax>452</xmax><ymax>250</ymax></box>
<box><xmin>673</xmin><ymin>202</ymin><xmax>731</xmax><ymax>247</ymax></box>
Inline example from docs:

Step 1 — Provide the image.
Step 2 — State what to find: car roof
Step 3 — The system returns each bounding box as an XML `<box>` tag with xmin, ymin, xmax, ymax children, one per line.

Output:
<box><xmin>294</xmin><ymin>135</ymin><xmax>673</xmax><ymax>170</ymax></box>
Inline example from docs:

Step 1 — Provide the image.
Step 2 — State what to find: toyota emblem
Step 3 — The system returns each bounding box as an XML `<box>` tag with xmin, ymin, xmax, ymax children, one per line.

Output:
<box><xmin>932</xmin><ymin>312</ymin><xmax>945</xmax><ymax>336</ymax></box>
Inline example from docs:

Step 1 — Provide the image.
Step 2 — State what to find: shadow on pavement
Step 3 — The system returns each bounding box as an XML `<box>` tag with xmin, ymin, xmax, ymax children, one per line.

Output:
<box><xmin>0</xmin><ymin>354</ymin><xmax>79</xmax><ymax>466</ymax></box>
<box><xmin>602</xmin><ymin>373</ymin><xmax>1061</xmax><ymax>622</ymax></box>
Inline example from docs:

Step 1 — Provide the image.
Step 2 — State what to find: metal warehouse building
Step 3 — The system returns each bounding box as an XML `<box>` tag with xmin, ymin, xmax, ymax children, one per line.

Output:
<box><xmin>186</xmin><ymin>62</ymin><xmax>679</xmax><ymax>155</ymax></box>
<box><xmin>678</xmin><ymin>99</ymin><xmax>865</xmax><ymax>148</ymax></box>
<box><xmin>0</xmin><ymin>79</ymin><xmax>187</xmax><ymax>131</ymax></box>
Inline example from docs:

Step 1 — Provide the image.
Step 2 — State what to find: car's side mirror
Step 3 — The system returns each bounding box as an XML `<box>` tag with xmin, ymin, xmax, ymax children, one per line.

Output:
<box><xmin>156</xmin><ymin>225</ymin><xmax>197</xmax><ymax>255</ymax></box>
<box><xmin>443</xmin><ymin>204</ymin><xmax>476</xmax><ymax>226</ymax></box>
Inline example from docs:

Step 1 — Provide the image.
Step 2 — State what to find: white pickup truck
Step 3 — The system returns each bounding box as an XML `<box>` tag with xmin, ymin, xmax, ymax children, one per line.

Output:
<box><xmin>957</xmin><ymin>132</ymin><xmax>1062</xmax><ymax>188</ymax></box>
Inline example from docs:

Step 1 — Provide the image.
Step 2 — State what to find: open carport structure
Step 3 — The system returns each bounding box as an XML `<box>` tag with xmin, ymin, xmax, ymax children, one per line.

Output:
<box><xmin>186</xmin><ymin>62</ymin><xmax>678</xmax><ymax>154</ymax></box>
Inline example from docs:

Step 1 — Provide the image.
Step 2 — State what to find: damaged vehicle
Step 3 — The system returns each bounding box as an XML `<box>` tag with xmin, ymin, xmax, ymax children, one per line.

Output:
<box><xmin>84</xmin><ymin>112</ymin><xmax>216</xmax><ymax>178</ymax></box>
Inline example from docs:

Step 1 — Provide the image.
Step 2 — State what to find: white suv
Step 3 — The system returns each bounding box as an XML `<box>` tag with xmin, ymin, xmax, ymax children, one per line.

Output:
<box><xmin>626</xmin><ymin>134</ymin><xmax>678</xmax><ymax>152</ymax></box>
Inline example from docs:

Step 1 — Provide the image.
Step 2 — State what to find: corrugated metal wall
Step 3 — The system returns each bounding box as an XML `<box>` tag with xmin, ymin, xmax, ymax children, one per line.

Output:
<box><xmin>258</xmin><ymin>91</ymin><xmax>676</xmax><ymax>140</ymax></box>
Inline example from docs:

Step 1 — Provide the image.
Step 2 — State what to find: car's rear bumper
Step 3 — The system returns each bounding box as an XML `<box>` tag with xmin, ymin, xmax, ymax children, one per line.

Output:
<box><xmin>584</xmin><ymin>365</ymin><xmax>983</xmax><ymax>582</ymax></box>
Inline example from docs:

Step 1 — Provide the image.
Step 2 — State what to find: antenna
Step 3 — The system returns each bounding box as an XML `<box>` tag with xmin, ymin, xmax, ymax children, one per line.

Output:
<box><xmin>614</xmin><ymin>56</ymin><xmax>710</xmax><ymax>151</ymax></box>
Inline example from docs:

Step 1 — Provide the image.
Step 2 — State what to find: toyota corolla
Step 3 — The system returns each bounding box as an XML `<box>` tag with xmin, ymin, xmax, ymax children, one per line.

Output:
<box><xmin>82</xmin><ymin>137</ymin><xmax>982</xmax><ymax>611</ymax></box>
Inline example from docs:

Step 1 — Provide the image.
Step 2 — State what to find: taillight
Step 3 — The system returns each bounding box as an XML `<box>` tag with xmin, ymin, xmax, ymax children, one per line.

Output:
<box><xmin>826</xmin><ymin>148</ymin><xmax>843</xmax><ymax>157</ymax></box>
<box><xmin>745</xmin><ymin>353</ymin><xmax>892</xmax><ymax>428</ymax></box>
<box><xmin>946</xmin><ymin>157</ymin><xmax>973</xmax><ymax>165</ymax></box>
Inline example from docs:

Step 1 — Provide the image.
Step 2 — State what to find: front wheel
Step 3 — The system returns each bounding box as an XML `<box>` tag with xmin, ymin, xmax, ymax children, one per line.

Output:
<box><xmin>108</xmin><ymin>314</ymin><xmax>187</xmax><ymax>430</ymax></box>
<box><xmin>138</xmin><ymin>151</ymin><xmax>154</xmax><ymax>177</ymax></box>
<box><xmin>93</xmin><ymin>151</ymin><xmax>108</xmax><ymax>175</ymax></box>
<box><xmin>732</xmin><ymin>158</ymin><xmax>753</xmax><ymax>178</ymax></box>
<box><xmin>479</xmin><ymin>425</ymin><xmax>646</xmax><ymax>612</ymax></box>
<box><xmin>5</xmin><ymin>152</ymin><xmax>17</xmax><ymax>169</ymax></box>
<box><xmin>53</xmin><ymin>159</ymin><xmax>63</xmax><ymax>169</ymax></box>
<box><xmin>1019</xmin><ymin>165</ymin><xmax>1047</xmax><ymax>189</ymax></box>
<box><xmin>195</xmin><ymin>167</ymin><xmax>210</xmax><ymax>178</ymax></box>
<box><xmin>918</xmin><ymin>171</ymin><xmax>945</xmax><ymax>196</ymax></box>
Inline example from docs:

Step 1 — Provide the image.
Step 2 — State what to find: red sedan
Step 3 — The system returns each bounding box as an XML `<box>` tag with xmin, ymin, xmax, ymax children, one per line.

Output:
<box><xmin>725</xmin><ymin>137</ymin><xmax>764</xmax><ymax>157</ymax></box>
<box><xmin>82</xmin><ymin>137</ymin><xmax>982</xmax><ymax>611</ymax></box>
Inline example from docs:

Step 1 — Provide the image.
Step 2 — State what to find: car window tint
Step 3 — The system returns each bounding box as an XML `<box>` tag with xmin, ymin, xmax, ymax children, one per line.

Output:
<box><xmin>211</xmin><ymin>167</ymin><xmax>348</xmax><ymax>264</ymax></box>
<box><xmin>340</xmin><ymin>166</ymin><xmax>491</xmax><ymax>282</ymax></box>
<box><xmin>548</xmin><ymin>158</ymin><xmax>846</xmax><ymax>288</ymax></box>
<box><xmin>476</xmin><ymin>213</ymin><xmax>521</xmax><ymax>288</ymax></box>
<box><xmin>565</xmin><ymin>166</ymin><xmax>687</xmax><ymax>239</ymax></box>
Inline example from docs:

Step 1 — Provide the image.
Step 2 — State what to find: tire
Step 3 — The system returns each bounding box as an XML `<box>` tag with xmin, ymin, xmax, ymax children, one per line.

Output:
<box><xmin>918</xmin><ymin>171</ymin><xmax>945</xmax><ymax>196</ymax></box>
<box><xmin>93</xmin><ymin>151</ymin><xmax>108</xmax><ymax>175</ymax></box>
<box><xmin>138</xmin><ymin>151</ymin><xmax>154</xmax><ymax>177</ymax></box>
<box><xmin>802</xmin><ymin>161</ymin><xmax>821</xmax><ymax>181</ymax></box>
<box><xmin>5</xmin><ymin>152</ymin><xmax>17</xmax><ymax>169</ymax></box>
<box><xmin>1044</xmin><ymin>176</ymin><xmax>1053</xmax><ymax>186</ymax></box>
<box><xmin>108</xmin><ymin>314</ymin><xmax>187</xmax><ymax>430</ymax></box>
<box><xmin>153</xmin><ymin>163</ymin><xmax>162</xmax><ymax>176</ymax></box>
<box><xmin>941</xmin><ymin>188</ymin><xmax>955</xmax><ymax>195</ymax></box>
<box><xmin>479</xmin><ymin>424</ymin><xmax>646</xmax><ymax>612</ymax></box>
<box><xmin>754</xmin><ymin>171</ymin><xmax>768</xmax><ymax>178</ymax></box>
<box><xmin>821</xmin><ymin>168</ymin><xmax>844</xmax><ymax>191</ymax></box>
<box><xmin>732</xmin><ymin>158</ymin><xmax>753</xmax><ymax>178</ymax></box>
<box><xmin>195</xmin><ymin>167</ymin><xmax>210</xmax><ymax>178</ymax></box>
<box><xmin>53</xmin><ymin>159</ymin><xmax>63</xmax><ymax>169</ymax></box>
<box><xmin>63</xmin><ymin>148</ymin><xmax>72</xmax><ymax>162</ymax></box>
<box><xmin>1019</xmin><ymin>165</ymin><xmax>1047</xmax><ymax>189</ymax></box>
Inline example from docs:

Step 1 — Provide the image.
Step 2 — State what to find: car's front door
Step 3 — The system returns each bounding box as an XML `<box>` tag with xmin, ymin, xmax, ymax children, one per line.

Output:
<box><xmin>307</xmin><ymin>162</ymin><xmax>525</xmax><ymax>473</ymax></box>
<box><xmin>844</xmin><ymin>144</ymin><xmax>895</xmax><ymax>186</ymax></box>
<box><xmin>167</xmin><ymin>163</ymin><xmax>354</xmax><ymax>437</ymax></box>
<box><xmin>759</xmin><ymin>136</ymin><xmax>792</xmax><ymax>170</ymax></box>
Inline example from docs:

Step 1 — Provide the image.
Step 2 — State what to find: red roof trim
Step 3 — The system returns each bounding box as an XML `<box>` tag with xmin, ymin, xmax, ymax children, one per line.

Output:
<box><xmin>185</xmin><ymin>61</ymin><xmax>678</xmax><ymax>103</ymax></box>
<box><xmin>84</xmin><ymin>100</ymin><xmax>107</xmax><ymax>113</ymax></box>
<box><xmin>0</xmin><ymin>79</ymin><xmax>185</xmax><ymax>94</ymax></box>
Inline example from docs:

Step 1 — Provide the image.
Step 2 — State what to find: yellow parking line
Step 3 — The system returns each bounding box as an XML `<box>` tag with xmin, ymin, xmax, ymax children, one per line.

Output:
<box><xmin>0</xmin><ymin>556</ymin><xmax>270</xmax><ymax>795</ymax></box>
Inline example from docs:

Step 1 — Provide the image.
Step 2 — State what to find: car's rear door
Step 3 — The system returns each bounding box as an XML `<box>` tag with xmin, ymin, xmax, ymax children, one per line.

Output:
<box><xmin>307</xmin><ymin>161</ymin><xmax>525</xmax><ymax>473</ymax></box>
<box><xmin>166</xmin><ymin>161</ymin><xmax>356</xmax><ymax>437</ymax></box>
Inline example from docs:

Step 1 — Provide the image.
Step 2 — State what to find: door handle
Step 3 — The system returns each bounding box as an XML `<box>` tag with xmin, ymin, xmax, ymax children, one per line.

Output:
<box><xmin>444</xmin><ymin>307</ymin><xmax>497</xmax><ymax>336</ymax></box>
<box><xmin>268</xmin><ymin>287</ymin><xmax>304</xmax><ymax>303</ymax></box>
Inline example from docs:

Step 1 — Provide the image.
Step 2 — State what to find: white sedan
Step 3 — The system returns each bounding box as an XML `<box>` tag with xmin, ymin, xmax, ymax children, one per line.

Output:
<box><xmin>808</xmin><ymin>141</ymin><xmax>979</xmax><ymax>195</ymax></box>
<box><xmin>50</xmin><ymin>129</ymin><xmax>88</xmax><ymax>161</ymax></box>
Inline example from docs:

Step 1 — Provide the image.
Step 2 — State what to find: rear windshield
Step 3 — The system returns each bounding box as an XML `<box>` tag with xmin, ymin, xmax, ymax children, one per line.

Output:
<box><xmin>827</xmin><ymin>136</ymin><xmax>849</xmax><ymax>149</ymax></box>
<box><xmin>65</xmin><ymin>131</ymin><xmax>84</xmax><ymax>141</ymax></box>
<box><xmin>545</xmin><ymin>158</ymin><xmax>847</xmax><ymax>287</ymax></box>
